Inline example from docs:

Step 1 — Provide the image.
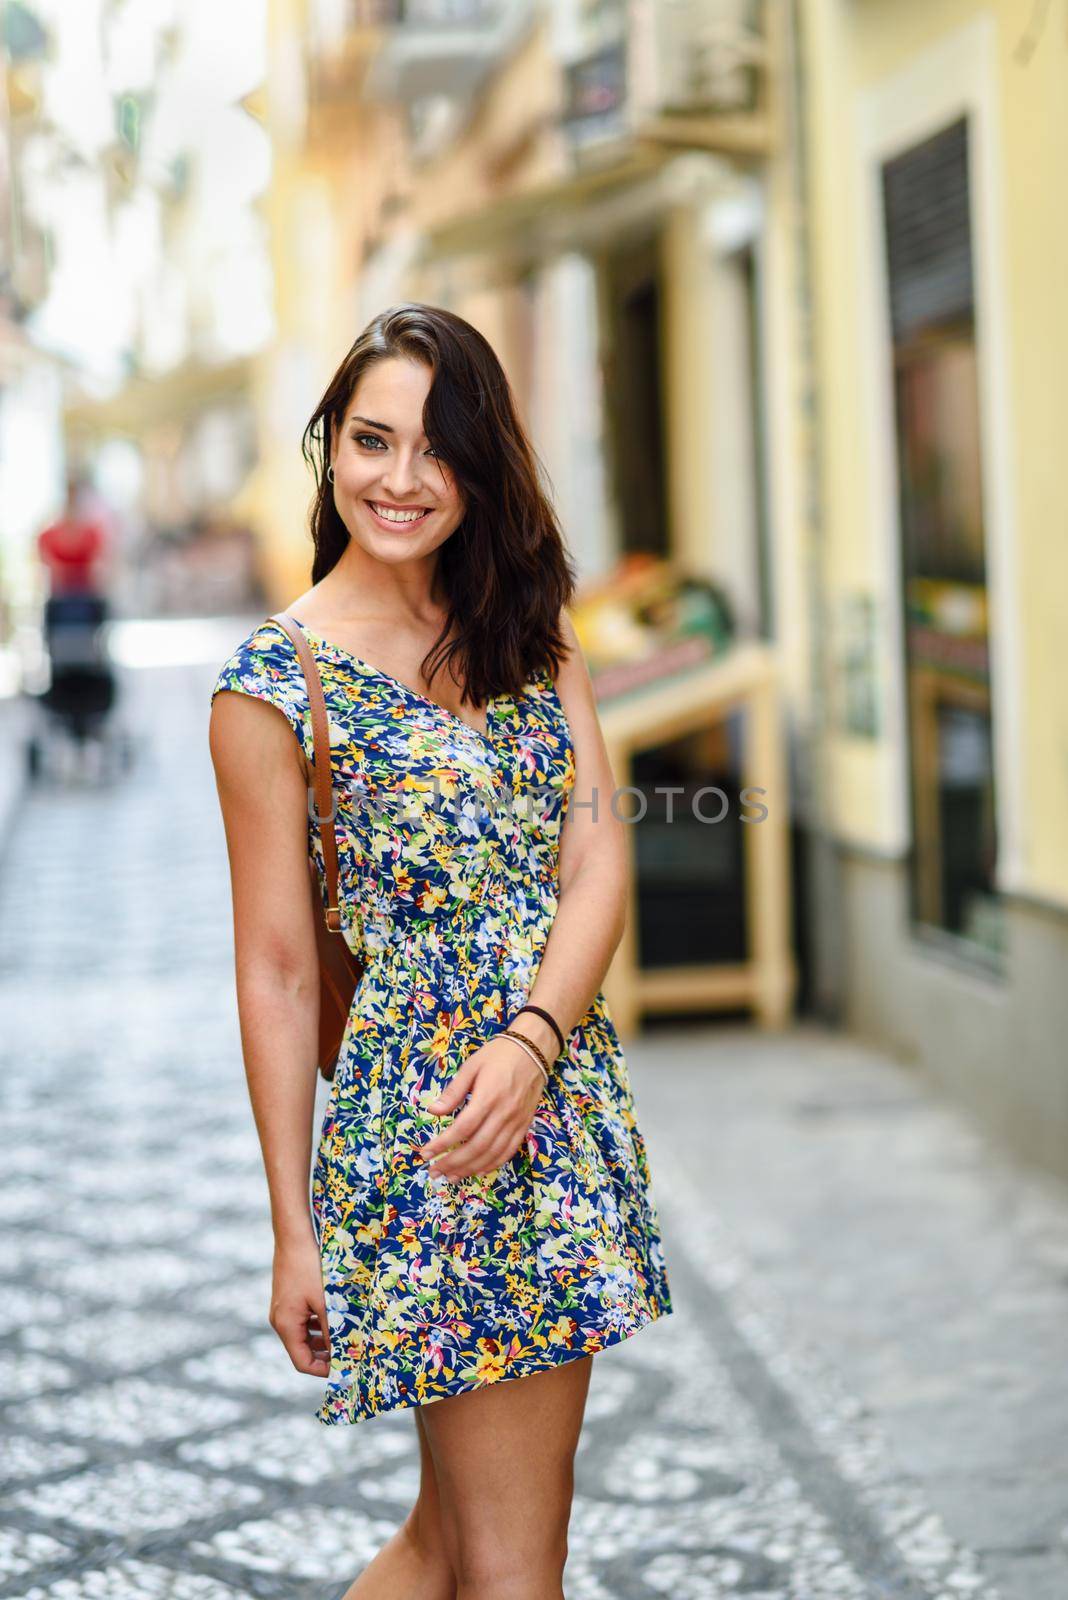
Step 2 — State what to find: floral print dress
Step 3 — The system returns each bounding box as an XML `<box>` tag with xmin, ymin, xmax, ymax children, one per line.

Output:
<box><xmin>211</xmin><ymin>616</ymin><xmax>673</xmax><ymax>1425</ymax></box>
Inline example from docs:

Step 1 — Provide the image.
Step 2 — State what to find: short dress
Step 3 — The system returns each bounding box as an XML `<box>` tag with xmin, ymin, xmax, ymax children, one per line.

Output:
<box><xmin>211</xmin><ymin>616</ymin><xmax>673</xmax><ymax>1425</ymax></box>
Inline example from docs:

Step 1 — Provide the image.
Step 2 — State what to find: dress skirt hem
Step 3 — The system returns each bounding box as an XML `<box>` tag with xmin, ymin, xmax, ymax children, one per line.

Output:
<box><xmin>315</xmin><ymin>1297</ymin><xmax>671</xmax><ymax>1428</ymax></box>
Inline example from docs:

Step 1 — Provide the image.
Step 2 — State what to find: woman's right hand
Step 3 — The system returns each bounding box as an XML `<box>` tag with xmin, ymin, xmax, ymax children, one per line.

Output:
<box><xmin>269</xmin><ymin>1231</ymin><xmax>331</xmax><ymax>1377</ymax></box>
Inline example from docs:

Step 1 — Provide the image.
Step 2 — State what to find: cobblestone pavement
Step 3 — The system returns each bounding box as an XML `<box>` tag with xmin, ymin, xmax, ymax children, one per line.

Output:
<box><xmin>0</xmin><ymin>625</ymin><xmax>1060</xmax><ymax>1599</ymax></box>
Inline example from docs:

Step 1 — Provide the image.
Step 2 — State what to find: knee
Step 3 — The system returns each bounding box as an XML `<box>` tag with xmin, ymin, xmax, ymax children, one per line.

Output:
<box><xmin>455</xmin><ymin>1526</ymin><xmax>567</xmax><ymax>1594</ymax></box>
<box><xmin>399</xmin><ymin>1505</ymin><xmax>454</xmax><ymax>1578</ymax></box>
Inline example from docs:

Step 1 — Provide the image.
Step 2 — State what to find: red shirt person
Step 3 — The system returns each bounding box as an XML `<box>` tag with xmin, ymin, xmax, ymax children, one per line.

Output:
<box><xmin>38</xmin><ymin>482</ymin><xmax>111</xmax><ymax>596</ymax></box>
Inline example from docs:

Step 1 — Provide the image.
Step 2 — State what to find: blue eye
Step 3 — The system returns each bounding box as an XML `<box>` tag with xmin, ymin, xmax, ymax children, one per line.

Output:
<box><xmin>352</xmin><ymin>432</ymin><xmax>442</xmax><ymax>459</ymax></box>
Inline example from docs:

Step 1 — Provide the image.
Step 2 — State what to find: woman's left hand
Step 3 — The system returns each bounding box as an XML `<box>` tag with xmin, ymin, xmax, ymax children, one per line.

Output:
<box><xmin>415</xmin><ymin>1034</ymin><xmax>545</xmax><ymax>1180</ymax></box>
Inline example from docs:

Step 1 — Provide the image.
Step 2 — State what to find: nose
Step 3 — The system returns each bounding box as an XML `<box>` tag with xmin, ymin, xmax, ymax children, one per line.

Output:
<box><xmin>379</xmin><ymin>448</ymin><xmax>424</xmax><ymax>501</ymax></box>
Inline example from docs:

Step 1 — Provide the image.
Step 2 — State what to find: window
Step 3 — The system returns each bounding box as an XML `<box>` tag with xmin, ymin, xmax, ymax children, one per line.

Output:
<box><xmin>882</xmin><ymin>116</ymin><xmax>1003</xmax><ymax>961</ymax></box>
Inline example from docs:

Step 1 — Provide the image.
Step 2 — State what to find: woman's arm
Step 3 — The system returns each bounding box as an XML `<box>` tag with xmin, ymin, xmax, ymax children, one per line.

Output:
<box><xmin>416</xmin><ymin>609</ymin><xmax>630</xmax><ymax>1181</ymax></box>
<box><xmin>208</xmin><ymin>690</ymin><xmax>330</xmax><ymax>1377</ymax></box>
<box><xmin>510</xmin><ymin>605</ymin><xmax>628</xmax><ymax>1055</ymax></box>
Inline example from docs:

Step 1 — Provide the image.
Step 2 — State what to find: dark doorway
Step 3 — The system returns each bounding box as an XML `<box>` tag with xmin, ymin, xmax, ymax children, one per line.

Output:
<box><xmin>600</xmin><ymin>234</ymin><xmax>669</xmax><ymax>557</ymax></box>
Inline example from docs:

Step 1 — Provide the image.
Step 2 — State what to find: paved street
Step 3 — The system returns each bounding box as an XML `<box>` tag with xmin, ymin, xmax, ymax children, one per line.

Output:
<box><xmin>0</xmin><ymin>625</ymin><xmax>1064</xmax><ymax>1599</ymax></box>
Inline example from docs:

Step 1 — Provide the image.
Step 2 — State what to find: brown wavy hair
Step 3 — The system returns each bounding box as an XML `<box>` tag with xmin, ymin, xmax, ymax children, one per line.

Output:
<box><xmin>301</xmin><ymin>302</ymin><xmax>578</xmax><ymax>708</ymax></box>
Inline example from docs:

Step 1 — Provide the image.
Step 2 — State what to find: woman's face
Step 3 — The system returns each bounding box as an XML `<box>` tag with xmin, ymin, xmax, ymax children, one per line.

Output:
<box><xmin>329</xmin><ymin>356</ymin><xmax>465</xmax><ymax>563</ymax></box>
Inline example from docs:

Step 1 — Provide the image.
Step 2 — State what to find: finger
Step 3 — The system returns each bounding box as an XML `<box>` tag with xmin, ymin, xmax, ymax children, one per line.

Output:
<box><xmin>300</xmin><ymin>1344</ymin><xmax>330</xmax><ymax>1376</ymax></box>
<box><xmin>420</xmin><ymin>1090</ymin><xmax>498</xmax><ymax>1156</ymax></box>
<box><xmin>299</xmin><ymin>1313</ymin><xmax>330</xmax><ymax>1375</ymax></box>
<box><xmin>430</xmin><ymin>1118</ymin><xmax>509</xmax><ymax>1177</ymax></box>
<box><xmin>426</xmin><ymin>1056</ymin><xmax>479</xmax><ymax>1115</ymax></box>
<box><xmin>276</xmin><ymin>1314</ymin><xmax>328</xmax><ymax>1375</ymax></box>
<box><xmin>311</xmin><ymin>1299</ymin><xmax>332</xmax><ymax>1360</ymax></box>
<box><xmin>299</xmin><ymin>1336</ymin><xmax>328</xmax><ymax>1372</ymax></box>
<box><xmin>435</xmin><ymin>1142</ymin><xmax>508</xmax><ymax>1180</ymax></box>
<box><xmin>420</xmin><ymin>1110</ymin><xmax>483</xmax><ymax>1160</ymax></box>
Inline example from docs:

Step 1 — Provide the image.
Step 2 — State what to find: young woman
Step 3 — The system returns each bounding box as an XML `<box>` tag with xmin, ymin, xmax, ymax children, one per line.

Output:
<box><xmin>209</xmin><ymin>303</ymin><xmax>673</xmax><ymax>1600</ymax></box>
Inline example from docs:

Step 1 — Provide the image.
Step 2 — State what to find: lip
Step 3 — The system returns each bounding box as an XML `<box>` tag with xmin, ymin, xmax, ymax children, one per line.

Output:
<box><xmin>365</xmin><ymin>498</ymin><xmax>433</xmax><ymax>530</ymax></box>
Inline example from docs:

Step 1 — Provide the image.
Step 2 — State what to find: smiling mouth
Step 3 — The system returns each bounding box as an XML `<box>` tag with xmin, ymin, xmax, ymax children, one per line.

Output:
<box><xmin>366</xmin><ymin>500</ymin><xmax>433</xmax><ymax>527</ymax></box>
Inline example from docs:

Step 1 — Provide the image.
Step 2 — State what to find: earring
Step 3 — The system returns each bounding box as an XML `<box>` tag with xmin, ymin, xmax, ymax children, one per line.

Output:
<box><xmin>326</xmin><ymin>464</ymin><xmax>335</xmax><ymax>484</ymax></box>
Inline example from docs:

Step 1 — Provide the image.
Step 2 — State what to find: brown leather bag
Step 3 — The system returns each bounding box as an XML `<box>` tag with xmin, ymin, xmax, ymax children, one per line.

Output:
<box><xmin>270</xmin><ymin>611</ymin><xmax>364</xmax><ymax>1082</ymax></box>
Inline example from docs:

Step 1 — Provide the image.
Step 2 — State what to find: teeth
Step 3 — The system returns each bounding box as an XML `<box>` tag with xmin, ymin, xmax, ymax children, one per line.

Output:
<box><xmin>371</xmin><ymin>503</ymin><xmax>429</xmax><ymax>523</ymax></box>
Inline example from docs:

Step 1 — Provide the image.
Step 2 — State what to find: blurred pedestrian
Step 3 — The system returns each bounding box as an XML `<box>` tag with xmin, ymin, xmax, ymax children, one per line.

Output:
<box><xmin>37</xmin><ymin>474</ymin><xmax>112</xmax><ymax>597</ymax></box>
<box><xmin>37</xmin><ymin>475</ymin><xmax>114</xmax><ymax>664</ymax></box>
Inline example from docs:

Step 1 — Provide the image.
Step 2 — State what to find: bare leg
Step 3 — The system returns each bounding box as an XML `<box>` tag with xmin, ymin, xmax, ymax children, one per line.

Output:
<box><xmin>338</xmin><ymin>1405</ymin><xmax>456</xmax><ymax>1599</ymax></box>
<box><xmin>417</xmin><ymin>1355</ymin><xmax>593</xmax><ymax>1600</ymax></box>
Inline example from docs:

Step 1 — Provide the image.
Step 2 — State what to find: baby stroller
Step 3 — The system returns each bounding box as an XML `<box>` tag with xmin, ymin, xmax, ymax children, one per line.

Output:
<box><xmin>24</xmin><ymin>590</ymin><xmax>132</xmax><ymax>780</ymax></box>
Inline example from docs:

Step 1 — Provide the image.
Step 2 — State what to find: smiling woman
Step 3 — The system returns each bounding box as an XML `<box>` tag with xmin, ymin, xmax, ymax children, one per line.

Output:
<box><xmin>208</xmin><ymin>302</ymin><xmax>673</xmax><ymax>1600</ymax></box>
<box><xmin>296</xmin><ymin>305</ymin><xmax>581</xmax><ymax>716</ymax></box>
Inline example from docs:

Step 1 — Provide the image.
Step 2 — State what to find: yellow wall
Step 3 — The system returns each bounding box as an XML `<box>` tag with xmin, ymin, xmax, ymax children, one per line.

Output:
<box><xmin>801</xmin><ymin>0</ymin><xmax>1068</xmax><ymax>904</ymax></box>
<box><xmin>990</xmin><ymin>1</ymin><xmax>1068</xmax><ymax>902</ymax></box>
<box><xmin>251</xmin><ymin>0</ymin><xmax>413</xmax><ymax>605</ymax></box>
<box><xmin>410</xmin><ymin>16</ymin><xmax>563</xmax><ymax>230</ymax></box>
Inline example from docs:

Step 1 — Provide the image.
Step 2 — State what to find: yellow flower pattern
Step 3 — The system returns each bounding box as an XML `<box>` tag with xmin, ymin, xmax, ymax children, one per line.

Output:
<box><xmin>211</xmin><ymin>618</ymin><xmax>673</xmax><ymax>1425</ymax></box>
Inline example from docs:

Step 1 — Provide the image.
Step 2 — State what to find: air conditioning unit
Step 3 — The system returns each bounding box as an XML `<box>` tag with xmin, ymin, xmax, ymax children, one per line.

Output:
<box><xmin>628</xmin><ymin>0</ymin><xmax>766</xmax><ymax>121</ymax></box>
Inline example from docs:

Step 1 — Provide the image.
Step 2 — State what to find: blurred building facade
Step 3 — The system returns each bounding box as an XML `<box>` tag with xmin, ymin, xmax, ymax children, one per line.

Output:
<box><xmin>797</xmin><ymin>0</ymin><xmax>1068</xmax><ymax>1179</ymax></box>
<box><xmin>243</xmin><ymin>0</ymin><xmax>1068</xmax><ymax>1178</ymax></box>
<box><xmin>0</xmin><ymin>0</ymin><xmax>275</xmax><ymax>635</ymax></box>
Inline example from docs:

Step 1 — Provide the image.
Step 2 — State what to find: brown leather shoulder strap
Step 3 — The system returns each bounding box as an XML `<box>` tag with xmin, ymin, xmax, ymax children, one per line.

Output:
<box><xmin>268</xmin><ymin>612</ymin><xmax>344</xmax><ymax>934</ymax></box>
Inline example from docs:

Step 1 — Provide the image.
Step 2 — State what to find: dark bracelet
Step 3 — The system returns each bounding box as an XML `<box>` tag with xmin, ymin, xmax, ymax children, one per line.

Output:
<box><xmin>514</xmin><ymin>1004</ymin><xmax>566</xmax><ymax>1059</ymax></box>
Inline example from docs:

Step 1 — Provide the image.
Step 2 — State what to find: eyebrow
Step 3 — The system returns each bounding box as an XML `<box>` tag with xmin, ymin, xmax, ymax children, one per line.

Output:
<box><xmin>351</xmin><ymin>414</ymin><xmax>395</xmax><ymax>432</ymax></box>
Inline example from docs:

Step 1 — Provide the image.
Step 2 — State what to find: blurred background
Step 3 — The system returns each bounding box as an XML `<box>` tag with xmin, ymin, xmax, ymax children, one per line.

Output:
<box><xmin>1</xmin><ymin>4</ymin><xmax>1066</xmax><ymax>1599</ymax></box>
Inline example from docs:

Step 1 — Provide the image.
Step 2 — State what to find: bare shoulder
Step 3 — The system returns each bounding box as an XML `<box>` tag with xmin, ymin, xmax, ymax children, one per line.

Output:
<box><xmin>552</xmin><ymin>606</ymin><xmax>594</xmax><ymax>703</ymax></box>
<box><xmin>550</xmin><ymin>605</ymin><xmax>612</xmax><ymax>758</ymax></box>
<box><xmin>209</xmin><ymin>681</ymin><xmax>310</xmax><ymax>796</ymax></box>
<box><xmin>208</xmin><ymin>618</ymin><xmax>311</xmax><ymax>788</ymax></box>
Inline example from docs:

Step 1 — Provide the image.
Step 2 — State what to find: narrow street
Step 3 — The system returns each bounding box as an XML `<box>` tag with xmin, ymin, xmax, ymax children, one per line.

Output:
<box><xmin>0</xmin><ymin>633</ymin><xmax>1063</xmax><ymax>1600</ymax></box>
